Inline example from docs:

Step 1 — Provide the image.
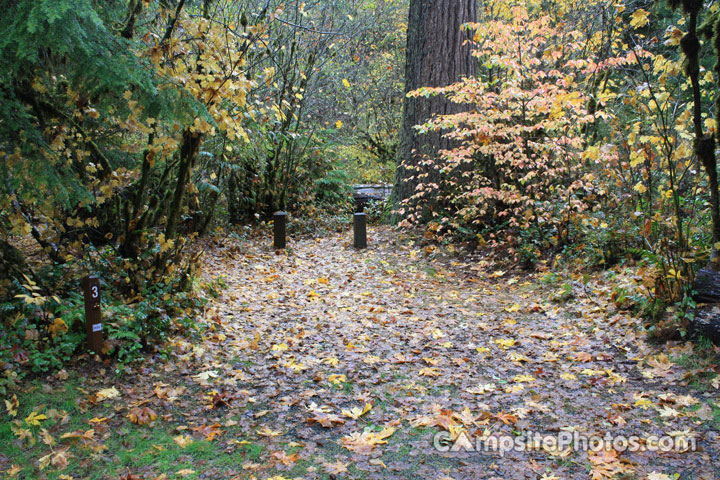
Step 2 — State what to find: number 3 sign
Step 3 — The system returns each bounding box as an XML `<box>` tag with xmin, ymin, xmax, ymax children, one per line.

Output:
<box><xmin>82</xmin><ymin>275</ymin><xmax>104</xmax><ymax>353</ymax></box>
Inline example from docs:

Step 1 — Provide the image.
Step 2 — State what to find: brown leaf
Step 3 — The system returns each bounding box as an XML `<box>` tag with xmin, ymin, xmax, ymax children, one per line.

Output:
<box><xmin>127</xmin><ymin>406</ymin><xmax>157</xmax><ymax>426</ymax></box>
<box><xmin>271</xmin><ymin>450</ymin><xmax>300</xmax><ymax>466</ymax></box>
<box><xmin>307</xmin><ymin>412</ymin><xmax>346</xmax><ymax>427</ymax></box>
<box><xmin>324</xmin><ymin>460</ymin><xmax>349</xmax><ymax>475</ymax></box>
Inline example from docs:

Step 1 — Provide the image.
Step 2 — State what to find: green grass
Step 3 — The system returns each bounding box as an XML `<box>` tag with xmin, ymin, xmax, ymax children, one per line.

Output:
<box><xmin>0</xmin><ymin>375</ymin><xmax>246</xmax><ymax>480</ymax></box>
<box><xmin>684</xmin><ymin>401</ymin><xmax>720</xmax><ymax>430</ymax></box>
<box><xmin>424</xmin><ymin>266</ymin><xmax>438</xmax><ymax>277</ymax></box>
<box><xmin>669</xmin><ymin>341</ymin><xmax>720</xmax><ymax>391</ymax></box>
<box><xmin>3</xmin><ymin>375</ymin><xmax>445</xmax><ymax>479</ymax></box>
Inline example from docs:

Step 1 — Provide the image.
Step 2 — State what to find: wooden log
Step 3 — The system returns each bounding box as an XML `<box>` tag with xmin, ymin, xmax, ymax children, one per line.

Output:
<box><xmin>689</xmin><ymin>305</ymin><xmax>720</xmax><ymax>343</ymax></box>
<box><xmin>692</xmin><ymin>267</ymin><xmax>720</xmax><ymax>303</ymax></box>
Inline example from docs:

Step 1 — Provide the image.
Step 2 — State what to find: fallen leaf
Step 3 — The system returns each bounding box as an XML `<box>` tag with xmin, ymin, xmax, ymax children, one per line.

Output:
<box><xmin>25</xmin><ymin>411</ymin><xmax>47</xmax><ymax>426</ymax></box>
<box><xmin>341</xmin><ymin>403</ymin><xmax>372</xmax><ymax>419</ymax></box>
<box><xmin>95</xmin><ymin>386</ymin><xmax>121</xmax><ymax>401</ymax></box>
<box><xmin>127</xmin><ymin>406</ymin><xmax>157</xmax><ymax>426</ymax></box>
<box><xmin>174</xmin><ymin>435</ymin><xmax>193</xmax><ymax>448</ymax></box>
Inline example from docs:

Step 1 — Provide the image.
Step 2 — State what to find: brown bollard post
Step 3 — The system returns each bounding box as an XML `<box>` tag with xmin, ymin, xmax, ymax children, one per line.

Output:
<box><xmin>82</xmin><ymin>275</ymin><xmax>104</xmax><ymax>353</ymax></box>
<box><xmin>273</xmin><ymin>211</ymin><xmax>287</xmax><ymax>249</ymax></box>
<box><xmin>354</xmin><ymin>212</ymin><xmax>367</xmax><ymax>249</ymax></box>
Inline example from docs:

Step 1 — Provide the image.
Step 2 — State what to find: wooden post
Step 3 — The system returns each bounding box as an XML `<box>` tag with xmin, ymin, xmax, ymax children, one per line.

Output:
<box><xmin>273</xmin><ymin>211</ymin><xmax>287</xmax><ymax>249</ymax></box>
<box><xmin>354</xmin><ymin>212</ymin><xmax>367</xmax><ymax>249</ymax></box>
<box><xmin>82</xmin><ymin>275</ymin><xmax>104</xmax><ymax>353</ymax></box>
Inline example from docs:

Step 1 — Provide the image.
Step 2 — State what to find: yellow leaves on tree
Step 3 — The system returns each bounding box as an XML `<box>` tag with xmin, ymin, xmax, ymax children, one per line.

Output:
<box><xmin>629</xmin><ymin>9</ymin><xmax>649</xmax><ymax>29</ymax></box>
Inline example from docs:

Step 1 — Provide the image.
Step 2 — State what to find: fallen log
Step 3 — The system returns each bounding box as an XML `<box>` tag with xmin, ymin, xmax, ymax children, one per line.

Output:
<box><xmin>689</xmin><ymin>304</ymin><xmax>720</xmax><ymax>343</ymax></box>
<box><xmin>693</xmin><ymin>267</ymin><xmax>720</xmax><ymax>303</ymax></box>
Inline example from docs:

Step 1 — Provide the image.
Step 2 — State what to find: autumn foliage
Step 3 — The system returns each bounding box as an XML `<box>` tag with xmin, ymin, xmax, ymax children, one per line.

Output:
<box><xmin>398</xmin><ymin>0</ymin><xmax>720</xmax><ymax>313</ymax></box>
<box><xmin>403</xmin><ymin>5</ymin><xmax>598</xmax><ymax>241</ymax></box>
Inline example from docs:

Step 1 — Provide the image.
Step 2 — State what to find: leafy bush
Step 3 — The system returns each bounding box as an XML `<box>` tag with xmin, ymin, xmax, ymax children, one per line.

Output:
<box><xmin>365</xmin><ymin>199</ymin><xmax>392</xmax><ymax>225</ymax></box>
<box><xmin>397</xmin><ymin>2</ymin><xmax>719</xmax><ymax>330</ymax></box>
<box><xmin>0</xmin><ymin>243</ymin><xmax>208</xmax><ymax>393</ymax></box>
<box><xmin>314</xmin><ymin>169</ymin><xmax>353</xmax><ymax>211</ymax></box>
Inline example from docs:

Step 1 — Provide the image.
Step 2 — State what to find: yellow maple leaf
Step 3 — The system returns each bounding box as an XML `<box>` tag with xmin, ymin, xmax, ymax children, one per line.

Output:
<box><xmin>174</xmin><ymin>434</ymin><xmax>193</xmax><ymax>448</ymax></box>
<box><xmin>25</xmin><ymin>411</ymin><xmax>48</xmax><ymax>426</ymax></box>
<box><xmin>505</xmin><ymin>303</ymin><xmax>521</xmax><ymax>313</ymax></box>
<box><xmin>95</xmin><ymin>387</ymin><xmax>120</xmax><ymax>401</ymax></box>
<box><xmin>629</xmin><ymin>150</ymin><xmax>644</xmax><ymax>168</ymax></box>
<box><xmin>630</xmin><ymin>8</ymin><xmax>649</xmax><ymax>29</ymax></box>
<box><xmin>340</xmin><ymin>426</ymin><xmax>396</xmax><ymax>454</ymax></box>
<box><xmin>5</xmin><ymin>394</ymin><xmax>18</xmax><ymax>416</ymax></box>
<box><xmin>362</xmin><ymin>355</ymin><xmax>382</xmax><ymax>364</ymax></box>
<box><xmin>494</xmin><ymin>338</ymin><xmax>516</xmax><ymax>349</ymax></box>
<box><xmin>48</xmin><ymin>318</ymin><xmax>68</xmax><ymax>338</ymax></box>
<box><xmin>157</xmin><ymin>233</ymin><xmax>175</xmax><ymax>253</ymax></box>
<box><xmin>705</xmin><ymin>118</ymin><xmax>716</xmax><ymax>133</ymax></box>
<box><xmin>256</xmin><ymin>427</ymin><xmax>282</xmax><ymax>437</ymax></box>
<box><xmin>633</xmin><ymin>182</ymin><xmax>647</xmax><ymax>194</ymax></box>
<box><xmin>342</xmin><ymin>403</ymin><xmax>372</xmax><ymax>419</ymax></box>
<box><xmin>583</xmin><ymin>146</ymin><xmax>599</xmax><ymax>161</ymax></box>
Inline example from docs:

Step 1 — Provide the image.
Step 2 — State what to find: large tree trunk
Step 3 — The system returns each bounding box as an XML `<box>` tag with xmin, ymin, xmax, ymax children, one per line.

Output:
<box><xmin>393</xmin><ymin>0</ymin><xmax>477</xmax><ymax>219</ymax></box>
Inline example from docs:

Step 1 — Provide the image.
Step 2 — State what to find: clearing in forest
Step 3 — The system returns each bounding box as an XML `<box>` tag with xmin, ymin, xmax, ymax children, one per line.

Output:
<box><xmin>2</xmin><ymin>227</ymin><xmax>719</xmax><ymax>480</ymax></box>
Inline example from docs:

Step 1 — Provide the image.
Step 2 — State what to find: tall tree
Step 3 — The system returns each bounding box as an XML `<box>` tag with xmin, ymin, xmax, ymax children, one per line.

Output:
<box><xmin>393</xmin><ymin>0</ymin><xmax>477</xmax><ymax>219</ymax></box>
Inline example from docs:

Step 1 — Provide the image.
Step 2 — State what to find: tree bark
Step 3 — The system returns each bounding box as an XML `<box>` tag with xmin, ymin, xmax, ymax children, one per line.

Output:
<box><xmin>165</xmin><ymin>129</ymin><xmax>201</xmax><ymax>239</ymax></box>
<box><xmin>0</xmin><ymin>239</ymin><xmax>26</xmax><ymax>281</ymax></box>
<box><xmin>677</xmin><ymin>6</ymin><xmax>720</xmax><ymax>300</ymax></box>
<box><xmin>393</xmin><ymin>0</ymin><xmax>477</xmax><ymax>218</ymax></box>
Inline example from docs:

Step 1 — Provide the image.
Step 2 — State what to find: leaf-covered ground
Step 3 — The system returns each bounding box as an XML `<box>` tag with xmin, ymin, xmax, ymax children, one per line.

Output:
<box><xmin>3</xmin><ymin>226</ymin><xmax>720</xmax><ymax>479</ymax></box>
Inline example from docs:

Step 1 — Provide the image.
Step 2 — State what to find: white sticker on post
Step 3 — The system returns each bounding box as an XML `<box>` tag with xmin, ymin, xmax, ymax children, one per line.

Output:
<box><xmin>92</xmin><ymin>323</ymin><xmax>103</xmax><ymax>332</ymax></box>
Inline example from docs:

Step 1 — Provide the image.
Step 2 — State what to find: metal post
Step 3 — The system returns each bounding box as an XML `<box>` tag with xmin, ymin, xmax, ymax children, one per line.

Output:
<box><xmin>273</xmin><ymin>211</ymin><xmax>287</xmax><ymax>249</ymax></box>
<box><xmin>354</xmin><ymin>212</ymin><xmax>367</xmax><ymax>249</ymax></box>
<box><xmin>82</xmin><ymin>275</ymin><xmax>103</xmax><ymax>353</ymax></box>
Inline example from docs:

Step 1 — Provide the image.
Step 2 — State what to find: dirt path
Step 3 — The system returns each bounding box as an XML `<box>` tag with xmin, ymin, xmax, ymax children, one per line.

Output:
<box><xmin>191</xmin><ymin>226</ymin><xmax>718</xmax><ymax>479</ymax></box>
<box><xmin>5</xmin><ymin>226</ymin><xmax>718</xmax><ymax>480</ymax></box>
